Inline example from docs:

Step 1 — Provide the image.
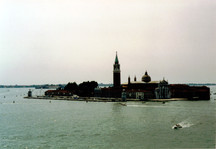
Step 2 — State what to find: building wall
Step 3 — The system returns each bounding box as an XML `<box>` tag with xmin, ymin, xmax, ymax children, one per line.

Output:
<box><xmin>113</xmin><ymin>72</ymin><xmax>121</xmax><ymax>88</ymax></box>
<box><xmin>170</xmin><ymin>85</ymin><xmax>210</xmax><ymax>100</ymax></box>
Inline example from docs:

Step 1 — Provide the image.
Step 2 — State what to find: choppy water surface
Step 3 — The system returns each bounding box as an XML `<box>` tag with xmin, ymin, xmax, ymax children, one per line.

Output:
<box><xmin>0</xmin><ymin>87</ymin><xmax>215</xmax><ymax>149</ymax></box>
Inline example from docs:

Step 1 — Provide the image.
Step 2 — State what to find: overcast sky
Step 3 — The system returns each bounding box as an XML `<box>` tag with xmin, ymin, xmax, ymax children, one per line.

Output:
<box><xmin>0</xmin><ymin>0</ymin><xmax>215</xmax><ymax>85</ymax></box>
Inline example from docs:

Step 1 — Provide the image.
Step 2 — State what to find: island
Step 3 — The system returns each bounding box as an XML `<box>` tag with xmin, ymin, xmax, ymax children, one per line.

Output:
<box><xmin>25</xmin><ymin>52</ymin><xmax>210</xmax><ymax>102</ymax></box>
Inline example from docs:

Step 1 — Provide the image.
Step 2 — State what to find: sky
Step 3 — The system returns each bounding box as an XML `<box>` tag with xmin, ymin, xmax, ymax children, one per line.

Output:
<box><xmin>0</xmin><ymin>0</ymin><xmax>215</xmax><ymax>85</ymax></box>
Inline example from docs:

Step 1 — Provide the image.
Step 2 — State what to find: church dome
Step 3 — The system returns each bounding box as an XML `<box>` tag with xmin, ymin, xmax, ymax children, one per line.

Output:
<box><xmin>142</xmin><ymin>71</ymin><xmax>151</xmax><ymax>83</ymax></box>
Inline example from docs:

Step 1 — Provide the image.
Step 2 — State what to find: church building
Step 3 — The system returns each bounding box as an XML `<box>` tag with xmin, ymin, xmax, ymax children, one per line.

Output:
<box><xmin>94</xmin><ymin>52</ymin><xmax>210</xmax><ymax>101</ymax></box>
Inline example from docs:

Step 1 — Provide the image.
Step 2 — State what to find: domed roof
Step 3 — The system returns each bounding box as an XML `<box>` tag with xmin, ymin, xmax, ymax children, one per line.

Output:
<box><xmin>142</xmin><ymin>71</ymin><xmax>151</xmax><ymax>83</ymax></box>
<box><xmin>160</xmin><ymin>78</ymin><xmax>168</xmax><ymax>84</ymax></box>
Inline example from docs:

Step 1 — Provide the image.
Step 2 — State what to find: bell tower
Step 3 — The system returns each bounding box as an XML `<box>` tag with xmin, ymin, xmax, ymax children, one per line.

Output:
<box><xmin>113</xmin><ymin>52</ymin><xmax>121</xmax><ymax>88</ymax></box>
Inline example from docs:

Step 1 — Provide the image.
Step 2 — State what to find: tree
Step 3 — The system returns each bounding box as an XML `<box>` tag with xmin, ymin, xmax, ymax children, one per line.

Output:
<box><xmin>64</xmin><ymin>82</ymin><xmax>78</xmax><ymax>92</ymax></box>
<box><xmin>78</xmin><ymin>81</ymin><xmax>98</xmax><ymax>97</ymax></box>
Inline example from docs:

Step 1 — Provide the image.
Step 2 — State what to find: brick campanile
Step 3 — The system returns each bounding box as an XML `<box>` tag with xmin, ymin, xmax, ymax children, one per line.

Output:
<box><xmin>113</xmin><ymin>52</ymin><xmax>121</xmax><ymax>88</ymax></box>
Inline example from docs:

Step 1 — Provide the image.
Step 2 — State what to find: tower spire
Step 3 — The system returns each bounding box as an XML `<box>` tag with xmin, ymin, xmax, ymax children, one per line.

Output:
<box><xmin>134</xmin><ymin>75</ymin><xmax>137</xmax><ymax>82</ymax></box>
<box><xmin>113</xmin><ymin>51</ymin><xmax>121</xmax><ymax>88</ymax></box>
<box><xmin>128</xmin><ymin>75</ymin><xmax>131</xmax><ymax>84</ymax></box>
<box><xmin>115</xmin><ymin>51</ymin><xmax>119</xmax><ymax>64</ymax></box>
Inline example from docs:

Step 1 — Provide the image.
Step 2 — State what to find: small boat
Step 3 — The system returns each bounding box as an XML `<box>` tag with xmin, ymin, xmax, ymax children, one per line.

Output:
<box><xmin>173</xmin><ymin>124</ymin><xmax>182</xmax><ymax>129</ymax></box>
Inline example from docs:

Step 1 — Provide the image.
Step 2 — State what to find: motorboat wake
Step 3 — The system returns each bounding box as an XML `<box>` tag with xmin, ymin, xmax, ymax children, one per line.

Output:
<box><xmin>172</xmin><ymin>120</ymin><xmax>194</xmax><ymax>130</ymax></box>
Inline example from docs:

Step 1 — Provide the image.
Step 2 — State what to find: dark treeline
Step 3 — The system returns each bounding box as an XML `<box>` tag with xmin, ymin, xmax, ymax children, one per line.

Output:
<box><xmin>61</xmin><ymin>81</ymin><xmax>98</xmax><ymax>97</ymax></box>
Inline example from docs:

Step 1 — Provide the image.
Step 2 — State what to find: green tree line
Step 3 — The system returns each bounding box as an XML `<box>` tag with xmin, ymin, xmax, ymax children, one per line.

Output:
<box><xmin>62</xmin><ymin>81</ymin><xmax>98</xmax><ymax>97</ymax></box>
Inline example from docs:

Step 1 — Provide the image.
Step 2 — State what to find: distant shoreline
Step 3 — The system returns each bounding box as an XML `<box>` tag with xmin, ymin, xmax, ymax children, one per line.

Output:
<box><xmin>0</xmin><ymin>83</ymin><xmax>112</xmax><ymax>89</ymax></box>
<box><xmin>24</xmin><ymin>96</ymin><xmax>188</xmax><ymax>102</ymax></box>
<box><xmin>1</xmin><ymin>83</ymin><xmax>216</xmax><ymax>88</ymax></box>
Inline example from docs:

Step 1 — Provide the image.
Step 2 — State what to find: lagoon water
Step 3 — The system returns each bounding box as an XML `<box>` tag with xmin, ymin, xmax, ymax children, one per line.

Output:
<box><xmin>0</xmin><ymin>87</ymin><xmax>215</xmax><ymax>149</ymax></box>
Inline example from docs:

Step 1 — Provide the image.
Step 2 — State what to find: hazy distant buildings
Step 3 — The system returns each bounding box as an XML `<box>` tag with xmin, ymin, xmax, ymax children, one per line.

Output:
<box><xmin>44</xmin><ymin>52</ymin><xmax>210</xmax><ymax>101</ymax></box>
<box><xmin>95</xmin><ymin>52</ymin><xmax>210</xmax><ymax>100</ymax></box>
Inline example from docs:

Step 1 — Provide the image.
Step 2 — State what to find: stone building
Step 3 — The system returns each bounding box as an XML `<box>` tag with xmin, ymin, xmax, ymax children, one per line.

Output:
<box><xmin>94</xmin><ymin>52</ymin><xmax>210</xmax><ymax>100</ymax></box>
<box><xmin>155</xmin><ymin>79</ymin><xmax>171</xmax><ymax>99</ymax></box>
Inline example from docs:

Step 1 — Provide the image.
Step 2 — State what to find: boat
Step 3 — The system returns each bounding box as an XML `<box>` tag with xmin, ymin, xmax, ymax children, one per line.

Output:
<box><xmin>172</xmin><ymin>124</ymin><xmax>182</xmax><ymax>129</ymax></box>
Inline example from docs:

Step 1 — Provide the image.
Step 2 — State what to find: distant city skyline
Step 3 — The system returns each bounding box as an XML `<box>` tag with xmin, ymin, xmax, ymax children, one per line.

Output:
<box><xmin>0</xmin><ymin>0</ymin><xmax>215</xmax><ymax>85</ymax></box>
